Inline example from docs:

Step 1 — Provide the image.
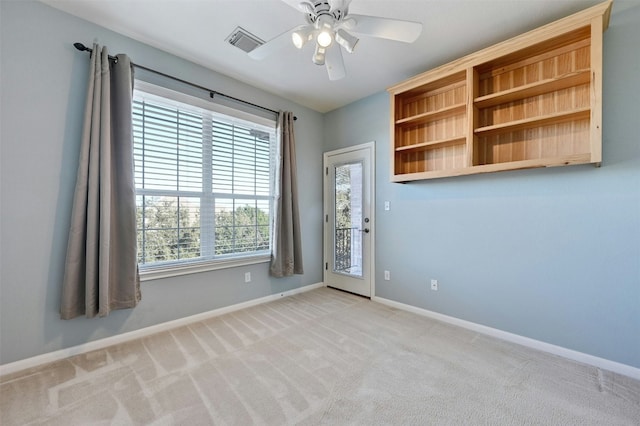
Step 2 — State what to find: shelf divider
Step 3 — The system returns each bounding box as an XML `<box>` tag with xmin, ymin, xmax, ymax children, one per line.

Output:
<box><xmin>395</xmin><ymin>136</ymin><xmax>466</xmax><ymax>152</ymax></box>
<box><xmin>396</xmin><ymin>103</ymin><xmax>466</xmax><ymax>126</ymax></box>
<box><xmin>474</xmin><ymin>70</ymin><xmax>590</xmax><ymax>109</ymax></box>
<box><xmin>474</xmin><ymin>108</ymin><xmax>590</xmax><ymax>136</ymax></box>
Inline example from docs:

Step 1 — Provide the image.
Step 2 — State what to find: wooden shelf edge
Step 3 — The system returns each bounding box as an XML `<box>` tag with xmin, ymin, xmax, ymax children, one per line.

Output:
<box><xmin>474</xmin><ymin>70</ymin><xmax>591</xmax><ymax>109</ymax></box>
<box><xmin>391</xmin><ymin>153</ymin><xmax>593</xmax><ymax>182</ymax></box>
<box><xmin>391</xmin><ymin>168</ymin><xmax>470</xmax><ymax>182</ymax></box>
<box><xmin>396</xmin><ymin>103</ymin><xmax>466</xmax><ymax>126</ymax></box>
<box><xmin>395</xmin><ymin>136</ymin><xmax>466</xmax><ymax>152</ymax></box>
<box><xmin>401</xmin><ymin>78</ymin><xmax>467</xmax><ymax>105</ymax></box>
<box><xmin>471</xmin><ymin>153</ymin><xmax>592</xmax><ymax>173</ymax></box>
<box><xmin>474</xmin><ymin>108</ymin><xmax>590</xmax><ymax>136</ymax></box>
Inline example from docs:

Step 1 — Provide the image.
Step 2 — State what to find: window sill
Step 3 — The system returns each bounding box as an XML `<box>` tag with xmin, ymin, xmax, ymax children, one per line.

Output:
<box><xmin>139</xmin><ymin>254</ymin><xmax>271</xmax><ymax>282</ymax></box>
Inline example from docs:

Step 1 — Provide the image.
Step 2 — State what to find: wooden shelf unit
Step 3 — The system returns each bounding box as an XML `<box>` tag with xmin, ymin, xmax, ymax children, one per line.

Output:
<box><xmin>388</xmin><ymin>1</ymin><xmax>612</xmax><ymax>182</ymax></box>
<box><xmin>392</xmin><ymin>71</ymin><xmax>468</xmax><ymax>175</ymax></box>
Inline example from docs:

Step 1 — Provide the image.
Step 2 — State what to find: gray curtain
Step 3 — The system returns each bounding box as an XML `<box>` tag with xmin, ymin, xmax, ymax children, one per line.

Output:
<box><xmin>270</xmin><ymin>111</ymin><xmax>303</xmax><ymax>277</ymax></box>
<box><xmin>61</xmin><ymin>45</ymin><xmax>140</xmax><ymax>319</ymax></box>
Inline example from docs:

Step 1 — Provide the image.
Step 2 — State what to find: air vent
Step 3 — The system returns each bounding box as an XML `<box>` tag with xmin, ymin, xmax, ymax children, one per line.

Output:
<box><xmin>226</xmin><ymin>27</ymin><xmax>264</xmax><ymax>53</ymax></box>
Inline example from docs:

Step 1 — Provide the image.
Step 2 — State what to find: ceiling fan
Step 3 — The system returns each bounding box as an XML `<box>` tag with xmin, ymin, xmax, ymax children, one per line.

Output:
<box><xmin>248</xmin><ymin>0</ymin><xmax>423</xmax><ymax>80</ymax></box>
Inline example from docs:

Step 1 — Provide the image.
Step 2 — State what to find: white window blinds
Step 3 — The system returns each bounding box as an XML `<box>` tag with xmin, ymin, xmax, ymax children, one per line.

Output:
<box><xmin>132</xmin><ymin>83</ymin><xmax>276</xmax><ymax>271</ymax></box>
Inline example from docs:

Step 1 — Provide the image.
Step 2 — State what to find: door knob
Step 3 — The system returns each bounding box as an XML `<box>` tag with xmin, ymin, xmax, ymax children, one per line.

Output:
<box><xmin>363</xmin><ymin>228</ymin><xmax>370</xmax><ymax>233</ymax></box>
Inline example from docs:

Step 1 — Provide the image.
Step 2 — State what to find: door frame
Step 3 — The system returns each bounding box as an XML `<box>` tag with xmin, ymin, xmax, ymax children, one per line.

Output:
<box><xmin>323</xmin><ymin>141</ymin><xmax>375</xmax><ymax>298</ymax></box>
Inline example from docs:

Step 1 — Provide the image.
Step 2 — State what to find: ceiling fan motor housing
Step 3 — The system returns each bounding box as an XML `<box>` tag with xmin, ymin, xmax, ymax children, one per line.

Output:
<box><xmin>303</xmin><ymin>0</ymin><xmax>347</xmax><ymax>24</ymax></box>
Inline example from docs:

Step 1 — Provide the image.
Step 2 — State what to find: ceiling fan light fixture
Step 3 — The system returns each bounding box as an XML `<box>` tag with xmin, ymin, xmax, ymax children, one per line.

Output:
<box><xmin>335</xmin><ymin>29</ymin><xmax>358</xmax><ymax>53</ymax></box>
<box><xmin>316</xmin><ymin>29</ymin><xmax>333</xmax><ymax>48</ymax></box>
<box><xmin>292</xmin><ymin>27</ymin><xmax>314</xmax><ymax>49</ymax></box>
<box><xmin>315</xmin><ymin>14</ymin><xmax>335</xmax><ymax>48</ymax></box>
<box><xmin>312</xmin><ymin>44</ymin><xmax>326</xmax><ymax>65</ymax></box>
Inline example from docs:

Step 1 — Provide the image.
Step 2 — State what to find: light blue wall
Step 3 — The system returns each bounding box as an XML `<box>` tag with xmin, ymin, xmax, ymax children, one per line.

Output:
<box><xmin>0</xmin><ymin>1</ymin><xmax>324</xmax><ymax>364</ymax></box>
<box><xmin>324</xmin><ymin>4</ymin><xmax>640</xmax><ymax>368</ymax></box>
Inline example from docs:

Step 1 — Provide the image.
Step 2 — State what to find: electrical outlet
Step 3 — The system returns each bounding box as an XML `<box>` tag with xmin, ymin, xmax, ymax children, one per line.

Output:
<box><xmin>430</xmin><ymin>279</ymin><xmax>438</xmax><ymax>291</ymax></box>
<box><xmin>245</xmin><ymin>272</ymin><xmax>251</xmax><ymax>283</ymax></box>
<box><xmin>384</xmin><ymin>270</ymin><xmax>390</xmax><ymax>280</ymax></box>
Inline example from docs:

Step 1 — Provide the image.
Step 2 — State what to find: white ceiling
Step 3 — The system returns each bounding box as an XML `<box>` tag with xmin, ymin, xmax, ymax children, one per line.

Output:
<box><xmin>41</xmin><ymin>0</ymin><xmax>605</xmax><ymax>113</ymax></box>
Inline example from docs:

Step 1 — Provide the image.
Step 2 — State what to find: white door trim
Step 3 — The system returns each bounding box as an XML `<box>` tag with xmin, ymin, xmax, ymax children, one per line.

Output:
<box><xmin>323</xmin><ymin>141</ymin><xmax>376</xmax><ymax>298</ymax></box>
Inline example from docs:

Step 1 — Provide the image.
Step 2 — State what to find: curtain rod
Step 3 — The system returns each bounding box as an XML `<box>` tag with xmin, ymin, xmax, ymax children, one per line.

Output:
<box><xmin>73</xmin><ymin>43</ymin><xmax>296</xmax><ymax>120</ymax></box>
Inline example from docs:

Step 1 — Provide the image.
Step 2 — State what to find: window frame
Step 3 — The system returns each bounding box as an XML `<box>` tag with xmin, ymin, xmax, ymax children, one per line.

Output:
<box><xmin>132</xmin><ymin>81</ymin><xmax>276</xmax><ymax>281</ymax></box>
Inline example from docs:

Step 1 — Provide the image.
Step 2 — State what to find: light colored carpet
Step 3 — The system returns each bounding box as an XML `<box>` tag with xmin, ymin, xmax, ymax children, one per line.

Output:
<box><xmin>1</xmin><ymin>287</ymin><xmax>639</xmax><ymax>425</ymax></box>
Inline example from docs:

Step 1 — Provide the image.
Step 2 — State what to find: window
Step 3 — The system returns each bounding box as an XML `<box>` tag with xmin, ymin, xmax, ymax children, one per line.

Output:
<box><xmin>132</xmin><ymin>82</ymin><xmax>276</xmax><ymax>276</ymax></box>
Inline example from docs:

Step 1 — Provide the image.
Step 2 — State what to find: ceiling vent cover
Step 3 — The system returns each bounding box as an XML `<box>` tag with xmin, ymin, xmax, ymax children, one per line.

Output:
<box><xmin>226</xmin><ymin>27</ymin><xmax>264</xmax><ymax>53</ymax></box>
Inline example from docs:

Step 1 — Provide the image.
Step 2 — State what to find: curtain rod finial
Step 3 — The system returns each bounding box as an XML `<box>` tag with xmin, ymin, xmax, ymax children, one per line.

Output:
<box><xmin>74</xmin><ymin>42</ymin><xmax>89</xmax><ymax>52</ymax></box>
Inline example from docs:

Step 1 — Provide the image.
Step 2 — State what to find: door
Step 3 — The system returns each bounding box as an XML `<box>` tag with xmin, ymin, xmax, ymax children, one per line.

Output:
<box><xmin>323</xmin><ymin>142</ymin><xmax>374</xmax><ymax>297</ymax></box>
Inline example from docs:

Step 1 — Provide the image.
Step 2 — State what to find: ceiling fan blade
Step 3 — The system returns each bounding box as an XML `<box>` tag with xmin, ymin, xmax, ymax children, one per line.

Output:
<box><xmin>347</xmin><ymin>14</ymin><xmax>422</xmax><ymax>43</ymax></box>
<box><xmin>328</xmin><ymin>0</ymin><xmax>351</xmax><ymax>11</ymax></box>
<box><xmin>325</xmin><ymin>44</ymin><xmax>346</xmax><ymax>81</ymax></box>
<box><xmin>248</xmin><ymin>26</ymin><xmax>304</xmax><ymax>60</ymax></box>
<box><xmin>278</xmin><ymin>0</ymin><xmax>308</xmax><ymax>12</ymax></box>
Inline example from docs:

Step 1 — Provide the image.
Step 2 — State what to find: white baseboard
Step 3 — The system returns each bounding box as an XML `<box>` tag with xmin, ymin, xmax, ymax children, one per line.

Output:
<box><xmin>0</xmin><ymin>282</ymin><xmax>325</xmax><ymax>378</ymax></box>
<box><xmin>372</xmin><ymin>296</ymin><xmax>640</xmax><ymax>381</ymax></box>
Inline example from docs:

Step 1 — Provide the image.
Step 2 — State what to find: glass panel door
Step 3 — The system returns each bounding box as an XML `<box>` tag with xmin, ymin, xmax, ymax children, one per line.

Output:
<box><xmin>323</xmin><ymin>143</ymin><xmax>373</xmax><ymax>298</ymax></box>
<box><xmin>333</xmin><ymin>161</ymin><xmax>363</xmax><ymax>277</ymax></box>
